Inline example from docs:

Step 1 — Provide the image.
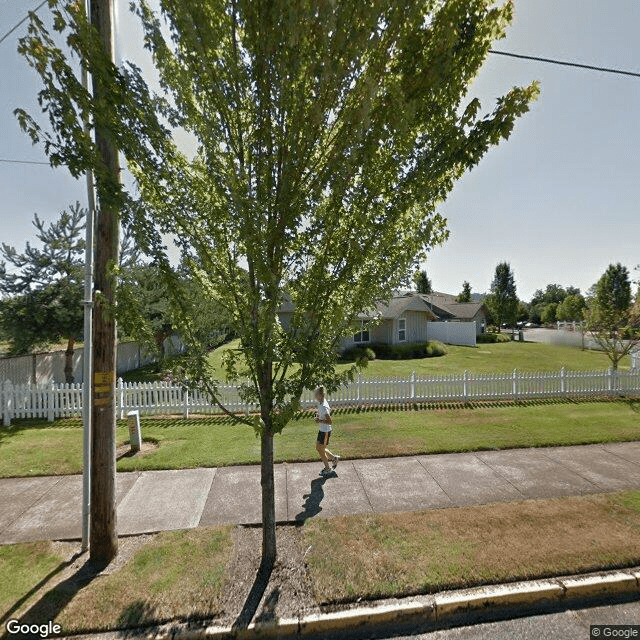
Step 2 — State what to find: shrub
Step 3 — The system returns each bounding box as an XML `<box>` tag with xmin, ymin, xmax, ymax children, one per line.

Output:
<box><xmin>477</xmin><ymin>332</ymin><xmax>511</xmax><ymax>344</ymax></box>
<box><xmin>426</xmin><ymin>340</ymin><xmax>447</xmax><ymax>357</ymax></box>
<box><xmin>341</xmin><ymin>346</ymin><xmax>376</xmax><ymax>362</ymax></box>
<box><xmin>359</xmin><ymin>341</ymin><xmax>446</xmax><ymax>360</ymax></box>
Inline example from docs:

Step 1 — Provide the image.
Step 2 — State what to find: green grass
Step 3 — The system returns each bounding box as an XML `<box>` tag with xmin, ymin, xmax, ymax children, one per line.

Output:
<box><xmin>0</xmin><ymin>526</ymin><xmax>232</xmax><ymax>634</ymax></box>
<box><xmin>304</xmin><ymin>491</ymin><xmax>640</xmax><ymax>602</ymax></box>
<box><xmin>204</xmin><ymin>338</ymin><xmax>629</xmax><ymax>381</ymax></box>
<box><xmin>123</xmin><ymin>338</ymin><xmax>628</xmax><ymax>384</ymax></box>
<box><xmin>0</xmin><ymin>541</ymin><xmax>67</xmax><ymax>619</ymax></box>
<box><xmin>3</xmin><ymin>398</ymin><xmax>640</xmax><ymax>477</ymax></box>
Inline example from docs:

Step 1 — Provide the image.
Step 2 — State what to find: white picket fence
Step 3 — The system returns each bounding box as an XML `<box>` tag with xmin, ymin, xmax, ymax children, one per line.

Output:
<box><xmin>2</xmin><ymin>366</ymin><xmax>640</xmax><ymax>426</ymax></box>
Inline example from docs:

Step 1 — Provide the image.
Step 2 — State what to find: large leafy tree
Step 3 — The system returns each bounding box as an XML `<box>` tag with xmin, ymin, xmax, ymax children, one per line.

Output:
<box><xmin>16</xmin><ymin>0</ymin><xmax>538</xmax><ymax>573</ymax></box>
<box><xmin>586</xmin><ymin>264</ymin><xmax>640</xmax><ymax>370</ymax></box>
<box><xmin>486</xmin><ymin>261</ymin><xmax>518</xmax><ymax>331</ymax></box>
<box><xmin>556</xmin><ymin>293</ymin><xmax>586</xmax><ymax>322</ymax></box>
<box><xmin>528</xmin><ymin>283</ymin><xmax>580</xmax><ymax>323</ymax></box>
<box><xmin>118</xmin><ymin>262</ymin><xmax>234</xmax><ymax>366</ymax></box>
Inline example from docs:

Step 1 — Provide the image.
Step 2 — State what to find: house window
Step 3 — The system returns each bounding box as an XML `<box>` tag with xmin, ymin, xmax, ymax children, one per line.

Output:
<box><xmin>354</xmin><ymin>321</ymin><xmax>370</xmax><ymax>343</ymax></box>
<box><xmin>398</xmin><ymin>317</ymin><xmax>406</xmax><ymax>342</ymax></box>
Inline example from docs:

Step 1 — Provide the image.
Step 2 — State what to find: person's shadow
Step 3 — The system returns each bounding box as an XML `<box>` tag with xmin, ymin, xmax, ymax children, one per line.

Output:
<box><xmin>295</xmin><ymin>475</ymin><xmax>332</xmax><ymax>522</ymax></box>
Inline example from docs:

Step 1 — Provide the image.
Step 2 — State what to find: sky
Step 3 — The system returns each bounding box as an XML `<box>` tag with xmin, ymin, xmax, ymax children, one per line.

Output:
<box><xmin>0</xmin><ymin>0</ymin><xmax>638</xmax><ymax>302</ymax></box>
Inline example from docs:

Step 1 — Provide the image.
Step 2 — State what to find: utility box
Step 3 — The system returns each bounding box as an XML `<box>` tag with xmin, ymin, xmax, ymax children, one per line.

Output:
<box><xmin>127</xmin><ymin>410</ymin><xmax>142</xmax><ymax>453</ymax></box>
<box><xmin>518</xmin><ymin>330</ymin><xmax>524</xmax><ymax>342</ymax></box>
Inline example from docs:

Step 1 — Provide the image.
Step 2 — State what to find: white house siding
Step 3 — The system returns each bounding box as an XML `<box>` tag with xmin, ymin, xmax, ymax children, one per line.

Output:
<box><xmin>340</xmin><ymin>320</ymin><xmax>391</xmax><ymax>350</ymax></box>
<box><xmin>426</xmin><ymin>321</ymin><xmax>477</xmax><ymax>347</ymax></box>
<box><xmin>393</xmin><ymin>311</ymin><xmax>428</xmax><ymax>345</ymax></box>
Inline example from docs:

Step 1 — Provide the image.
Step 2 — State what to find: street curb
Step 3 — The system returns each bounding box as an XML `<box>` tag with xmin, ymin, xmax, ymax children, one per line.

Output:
<box><xmin>60</xmin><ymin>566</ymin><xmax>640</xmax><ymax>640</ymax></box>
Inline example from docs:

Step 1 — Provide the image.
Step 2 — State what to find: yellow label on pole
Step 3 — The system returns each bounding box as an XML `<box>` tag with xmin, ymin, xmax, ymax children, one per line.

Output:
<box><xmin>94</xmin><ymin>371</ymin><xmax>114</xmax><ymax>385</ymax></box>
<box><xmin>94</xmin><ymin>385</ymin><xmax>112</xmax><ymax>394</ymax></box>
<box><xmin>94</xmin><ymin>397</ymin><xmax>111</xmax><ymax>406</ymax></box>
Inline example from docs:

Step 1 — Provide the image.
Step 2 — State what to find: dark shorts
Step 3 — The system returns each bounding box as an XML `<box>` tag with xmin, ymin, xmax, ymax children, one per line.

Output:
<box><xmin>316</xmin><ymin>430</ymin><xmax>331</xmax><ymax>446</ymax></box>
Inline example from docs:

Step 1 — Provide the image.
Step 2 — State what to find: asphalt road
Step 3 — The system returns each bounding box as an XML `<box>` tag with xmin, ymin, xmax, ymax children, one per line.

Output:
<box><xmin>373</xmin><ymin>599</ymin><xmax>640</xmax><ymax>640</ymax></box>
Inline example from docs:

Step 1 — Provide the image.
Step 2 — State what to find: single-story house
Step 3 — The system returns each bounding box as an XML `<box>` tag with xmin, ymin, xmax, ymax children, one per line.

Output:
<box><xmin>418</xmin><ymin>294</ymin><xmax>489</xmax><ymax>335</ymax></box>
<box><xmin>277</xmin><ymin>293</ymin><xmax>438</xmax><ymax>350</ymax></box>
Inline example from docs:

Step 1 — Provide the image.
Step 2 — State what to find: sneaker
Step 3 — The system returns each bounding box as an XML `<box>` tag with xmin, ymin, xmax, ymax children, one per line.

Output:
<box><xmin>331</xmin><ymin>455</ymin><xmax>341</xmax><ymax>469</ymax></box>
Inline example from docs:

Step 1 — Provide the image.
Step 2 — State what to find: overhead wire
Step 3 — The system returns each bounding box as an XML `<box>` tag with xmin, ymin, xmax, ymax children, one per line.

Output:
<box><xmin>489</xmin><ymin>49</ymin><xmax>640</xmax><ymax>79</ymax></box>
<box><xmin>0</xmin><ymin>158</ymin><xmax>50</xmax><ymax>165</ymax></box>
<box><xmin>0</xmin><ymin>0</ymin><xmax>47</xmax><ymax>46</ymax></box>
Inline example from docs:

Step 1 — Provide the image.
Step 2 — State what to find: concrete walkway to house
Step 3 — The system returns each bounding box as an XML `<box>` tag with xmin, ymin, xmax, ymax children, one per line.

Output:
<box><xmin>3</xmin><ymin>441</ymin><xmax>640</xmax><ymax>544</ymax></box>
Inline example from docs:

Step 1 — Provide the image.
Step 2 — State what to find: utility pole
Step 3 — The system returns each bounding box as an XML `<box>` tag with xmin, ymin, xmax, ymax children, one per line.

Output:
<box><xmin>89</xmin><ymin>0</ymin><xmax>119</xmax><ymax>564</ymax></box>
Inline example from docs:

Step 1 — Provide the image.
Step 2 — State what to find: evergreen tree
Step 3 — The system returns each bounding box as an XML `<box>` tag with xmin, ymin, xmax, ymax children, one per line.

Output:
<box><xmin>487</xmin><ymin>262</ymin><xmax>518</xmax><ymax>331</ymax></box>
<box><xmin>456</xmin><ymin>281</ymin><xmax>472</xmax><ymax>303</ymax></box>
<box><xmin>415</xmin><ymin>270</ymin><xmax>433</xmax><ymax>295</ymax></box>
<box><xmin>0</xmin><ymin>203</ymin><xmax>86</xmax><ymax>381</ymax></box>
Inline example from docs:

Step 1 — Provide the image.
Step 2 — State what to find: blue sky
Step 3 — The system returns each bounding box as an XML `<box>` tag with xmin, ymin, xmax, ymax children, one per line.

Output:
<box><xmin>0</xmin><ymin>0</ymin><xmax>638</xmax><ymax>301</ymax></box>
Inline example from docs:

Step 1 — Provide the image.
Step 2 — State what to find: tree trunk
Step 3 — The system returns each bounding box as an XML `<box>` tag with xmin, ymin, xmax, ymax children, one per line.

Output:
<box><xmin>64</xmin><ymin>336</ymin><xmax>75</xmax><ymax>383</ymax></box>
<box><xmin>260</xmin><ymin>422</ymin><xmax>276</xmax><ymax>574</ymax></box>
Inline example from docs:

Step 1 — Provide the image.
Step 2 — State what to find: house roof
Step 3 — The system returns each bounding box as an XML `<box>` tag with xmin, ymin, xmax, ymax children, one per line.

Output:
<box><xmin>278</xmin><ymin>292</ymin><xmax>437</xmax><ymax>321</ymax></box>
<box><xmin>444</xmin><ymin>302</ymin><xmax>486</xmax><ymax>320</ymax></box>
<box><xmin>373</xmin><ymin>296</ymin><xmax>438</xmax><ymax>320</ymax></box>
<box><xmin>415</xmin><ymin>294</ymin><xmax>486</xmax><ymax>321</ymax></box>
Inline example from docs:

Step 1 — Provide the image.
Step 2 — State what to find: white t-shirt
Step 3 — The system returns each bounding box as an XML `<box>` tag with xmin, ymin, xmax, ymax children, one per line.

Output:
<box><xmin>317</xmin><ymin>399</ymin><xmax>332</xmax><ymax>432</ymax></box>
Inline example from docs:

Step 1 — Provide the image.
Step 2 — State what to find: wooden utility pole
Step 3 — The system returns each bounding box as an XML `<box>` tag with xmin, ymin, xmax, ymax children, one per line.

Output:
<box><xmin>89</xmin><ymin>0</ymin><xmax>119</xmax><ymax>564</ymax></box>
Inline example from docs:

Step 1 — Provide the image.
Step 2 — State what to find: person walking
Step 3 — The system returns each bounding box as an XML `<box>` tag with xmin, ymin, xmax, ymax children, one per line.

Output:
<box><xmin>314</xmin><ymin>386</ymin><xmax>340</xmax><ymax>475</ymax></box>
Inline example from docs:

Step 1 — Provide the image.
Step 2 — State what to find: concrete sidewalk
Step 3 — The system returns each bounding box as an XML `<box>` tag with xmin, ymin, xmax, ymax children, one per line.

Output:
<box><xmin>3</xmin><ymin>441</ymin><xmax>640</xmax><ymax>545</ymax></box>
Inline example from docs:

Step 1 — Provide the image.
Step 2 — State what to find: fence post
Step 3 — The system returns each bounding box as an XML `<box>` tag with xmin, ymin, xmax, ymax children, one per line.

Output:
<box><xmin>512</xmin><ymin>369</ymin><xmax>518</xmax><ymax>399</ymax></box>
<box><xmin>2</xmin><ymin>380</ymin><xmax>12</xmax><ymax>427</ymax></box>
<box><xmin>118</xmin><ymin>377</ymin><xmax>125</xmax><ymax>419</ymax></box>
<box><xmin>47</xmin><ymin>382</ymin><xmax>55</xmax><ymax>422</ymax></box>
<box><xmin>357</xmin><ymin>374</ymin><xmax>361</xmax><ymax>402</ymax></box>
<box><xmin>463</xmin><ymin>370</ymin><xmax>468</xmax><ymax>402</ymax></box>
<box><xmin>410</xmin><ymin>371</ymin><xmax>416</xmax><ymax>402</ymax></box>
<box><xmin>183</xmin><ymin>387</ymin><xmax>189</xmax><ymax>419</ymax></box>
<box><xmin>560</xmin><ymin>367</ymin><xmax>566</xmax><ymax>396</ymax></box>
<box><xmin>607</xmin><ymin>367</ymin><xmax>613</xmax><ymax>395</ymax></box>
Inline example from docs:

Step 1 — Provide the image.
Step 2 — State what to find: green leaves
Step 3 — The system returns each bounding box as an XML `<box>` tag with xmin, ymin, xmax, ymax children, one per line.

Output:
<box><xmin>585</xmin><ymin>264</ymin><xmax>640</xmax><ymax>369</ymax></box>
<box><xmin>16</xmin><ymin>0</ymin><xmax>538</xmax><ymax>432</ymax></box>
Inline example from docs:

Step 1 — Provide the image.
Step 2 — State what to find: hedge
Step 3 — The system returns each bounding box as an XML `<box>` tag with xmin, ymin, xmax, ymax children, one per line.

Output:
<box><xmin>476</xmin><ymin>332</ymin><xmax>511</xmax><ymax>344</ymax></box>
<box><xmin>341</xmin><ymin>341</ymin><xmax>447</xmax><ymax>362</ymax></box>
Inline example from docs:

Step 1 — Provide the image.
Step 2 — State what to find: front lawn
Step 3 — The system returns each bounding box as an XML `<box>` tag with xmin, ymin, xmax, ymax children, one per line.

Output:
<box><xmin>121</xmin><ymin>339</ymin><xmax>629</xmax><ymax>383</ymax></box>
<box><xmin>2</xmin><ymin>398</ymin><xmax>640</xmax><ymax>477</ymax></box>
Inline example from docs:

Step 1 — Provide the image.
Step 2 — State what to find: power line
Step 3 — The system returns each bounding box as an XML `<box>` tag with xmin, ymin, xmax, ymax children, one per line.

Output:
<box><xmin>0</xmin><ymin>0</ymin><xmax>47</xmax><ymax>46</ymax></box>
<box><xmin>0</xmin><ymin>157</ymin><xmax>50</xmax><ymax>165</ymax></box>
<box><xmin>489</xmin><ymin>49</ymin><xmax>640</xmax><ymax>79</ymax></box>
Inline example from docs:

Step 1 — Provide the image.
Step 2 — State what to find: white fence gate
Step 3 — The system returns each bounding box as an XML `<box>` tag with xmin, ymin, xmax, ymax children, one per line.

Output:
<box><xmin>3</xmin><ymin>367</ymin><xmax>640</xmax><ymax>426</ymax></box>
